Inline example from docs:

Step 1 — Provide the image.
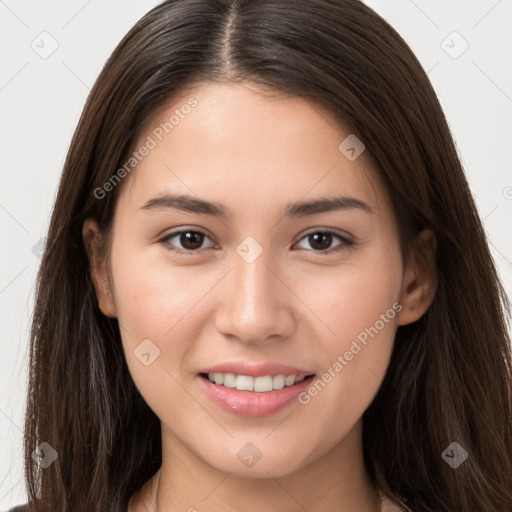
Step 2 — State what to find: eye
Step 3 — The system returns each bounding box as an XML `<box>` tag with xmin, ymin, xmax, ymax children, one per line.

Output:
<box><xmin>161</xmin><ymin>229</ymin><xmax>216</xmax><ymax>254</ymax></box>
<box><xmin>294</xmin><ymin>229</ymin><xmax>354</xmax><ymax>255</ymax></box>
<box><xmin>160</xmin><ymin>227</ymin><xmax>353</xmax><ymax>255</ymax></box>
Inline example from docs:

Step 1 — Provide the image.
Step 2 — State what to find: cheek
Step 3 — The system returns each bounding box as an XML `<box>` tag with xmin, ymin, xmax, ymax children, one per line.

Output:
<box><xmin>111</xmin><ymin>243</ymin><xmax>210</xmax><ymax>337</ymax></box>
<box><xmin>109</xmin><ymin>245</ymin><xmax>212</xmax><ymax>387</ymax></box>
<box><xmin>308</xmin><ymin>254</ymin><xmax>401</xmax><ymax>340</ymax></box>
<box><xmin>298</xmin><ymin>256</ymin><xmax>401</xmax><ymax>422</ymax></box>
<box><xmin>110</xmin><ymin>248</ymin><xmax>209</xmax><ymax>417</ymax></box>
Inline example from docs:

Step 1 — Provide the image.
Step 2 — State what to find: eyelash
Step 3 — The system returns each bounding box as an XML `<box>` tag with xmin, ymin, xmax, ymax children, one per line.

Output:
<box><xmin>159</xmin><ymin>228</ymin><xmax>355</xmax><ymax>256</ymax></box>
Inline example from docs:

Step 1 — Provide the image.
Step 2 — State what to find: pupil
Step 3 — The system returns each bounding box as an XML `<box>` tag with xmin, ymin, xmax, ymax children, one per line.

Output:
<box><xmin>310</xmin><ymin>232</ymin><xmax>332</xmax><ymax>251</ymax></box>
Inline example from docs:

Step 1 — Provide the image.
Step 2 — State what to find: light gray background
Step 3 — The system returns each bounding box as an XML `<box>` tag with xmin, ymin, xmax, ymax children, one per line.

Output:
<box><xmin>1</xmin><ymin>0</ymin><xmax>511</xmax><ymax>508</ymax></box>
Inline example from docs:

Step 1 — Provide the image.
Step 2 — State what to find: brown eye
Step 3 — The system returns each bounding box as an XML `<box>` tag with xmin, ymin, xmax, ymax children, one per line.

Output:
<box><xmin>308</xmin><ymin>232</ymin><xmax>334</xmax><ymax>251</ymax></box>
<box><xmin>160</xmin><ymin>228</ymin><xmax>353</xmax><ymax>256</ymax></box>
<box><xmin>162</xmin><ymin>229</ymin><xmax>215</xmax><ymax>253</ymax></box>
<box><xmin>295</xmin><ymin>229</ymin><xmax>353</xmax><ymax>254</ymax></box>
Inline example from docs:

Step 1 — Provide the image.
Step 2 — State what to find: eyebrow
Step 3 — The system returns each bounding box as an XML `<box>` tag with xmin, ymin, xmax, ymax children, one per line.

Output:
<box><xmin>139</xmin><ymin>193</ymin><xmax>374</xmax><ymax>218</ymax></box>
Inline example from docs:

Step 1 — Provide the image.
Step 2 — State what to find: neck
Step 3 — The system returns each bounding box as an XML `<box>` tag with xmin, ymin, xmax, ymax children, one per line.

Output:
<box><xmin>149</xmin><ymin>420</ymin><xmax>381</xmax><ymax>512</ymax></box>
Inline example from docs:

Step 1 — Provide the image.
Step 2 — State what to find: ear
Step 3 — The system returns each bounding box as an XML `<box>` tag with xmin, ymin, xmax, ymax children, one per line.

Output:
<box><xmin>397</xmin><ymin>229</ymin><xmax>437</xmax><ymax>326</ymax></box>
<box><xmin>82</xmin><ymin>217</ymin><xmax>117</xmax><ymax>318</ymax></box>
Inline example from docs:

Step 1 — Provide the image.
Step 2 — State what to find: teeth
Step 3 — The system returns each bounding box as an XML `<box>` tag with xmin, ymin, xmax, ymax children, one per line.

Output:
<box><xmin>284</xmin><ymin>375</ymin><xmax>295</xmax><ymax>386</ymax></box>
<box><xmin>206</xmin><ymin>372</ymin><xmax>309</xmax><ymax>392</ymax></box>
<box><xmin>236</xmin><ymin>375</ymin><xmax>254</xmax><ymax>391</ymax></box>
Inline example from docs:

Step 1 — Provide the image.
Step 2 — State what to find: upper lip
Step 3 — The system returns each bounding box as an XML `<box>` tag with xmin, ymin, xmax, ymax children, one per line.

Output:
<box><xmin>199</xmin><ymin>361</ymin><xmax>315</xmax><ymax>378</ymax></box>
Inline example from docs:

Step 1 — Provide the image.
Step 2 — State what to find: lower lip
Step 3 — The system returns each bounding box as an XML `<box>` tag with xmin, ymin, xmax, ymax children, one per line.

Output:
<box><xmin>197</xmin><ymin>374</ymin><xmax>315</xmax><ymax>417</ymax></box>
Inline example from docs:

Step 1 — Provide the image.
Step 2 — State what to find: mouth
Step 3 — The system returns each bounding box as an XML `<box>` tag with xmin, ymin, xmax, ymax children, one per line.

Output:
<box><xmin>197</xmin><ymin>370</ymin><xmax>317</xmax><ymax>417</ymax></box>
<box><xmin>199</xmin><ymin>372</ymin><xmax>316</xmax><ymax>393</ymax></box>
<box><xmin>197</xmin><ymin>361</ymin><xmax>317</xmax><ymax>417</ymax></box>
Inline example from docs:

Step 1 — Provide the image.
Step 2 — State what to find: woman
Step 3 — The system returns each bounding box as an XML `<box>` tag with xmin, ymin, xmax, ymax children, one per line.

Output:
<box><xmin>11</xmin><ymin>0</ymin><xmax>512</xmax><ymax>511</ymax></box>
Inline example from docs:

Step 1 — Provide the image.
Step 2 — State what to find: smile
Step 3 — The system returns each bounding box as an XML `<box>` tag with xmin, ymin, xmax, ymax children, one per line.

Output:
<box><xmin>198</xmin><ymin>373</ymin><xmax>316</xmax><ymax>417</ymax></box>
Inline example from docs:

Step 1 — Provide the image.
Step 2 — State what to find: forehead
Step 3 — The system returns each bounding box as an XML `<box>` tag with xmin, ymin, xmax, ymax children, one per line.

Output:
<box><xmin>118</xmin><ymin>82</ymin><xmax>390</xmax><ymax>220</ymax></box>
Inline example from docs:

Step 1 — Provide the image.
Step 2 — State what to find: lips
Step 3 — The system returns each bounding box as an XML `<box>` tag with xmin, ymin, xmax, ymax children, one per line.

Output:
<box><xmin>196</xmin><ymin>361</ymin><xmax>316</xmax><ymax>417</ymax></box>
<box><xmin>198</xmin><ymin>372</ymin><xmax>316</xmax><ymax>417</ymax></box>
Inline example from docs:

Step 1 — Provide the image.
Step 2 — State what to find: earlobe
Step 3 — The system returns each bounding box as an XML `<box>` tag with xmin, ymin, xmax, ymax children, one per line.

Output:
<box><xmin>82</xmin><ymin>218</ymin><xmax>117</xmax><ymax>318</ymax></box>
<box><xmin>397</xmin><ymin>229</ymin><xmax>437</xmax><ymax>326</ymax></box>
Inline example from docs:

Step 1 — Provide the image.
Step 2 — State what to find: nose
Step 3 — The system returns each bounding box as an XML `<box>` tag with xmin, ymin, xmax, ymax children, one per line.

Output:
<box><xmin>214</xmin><ymin>244</ymin><xmax>296</xmax><ymax>345</ymax></box>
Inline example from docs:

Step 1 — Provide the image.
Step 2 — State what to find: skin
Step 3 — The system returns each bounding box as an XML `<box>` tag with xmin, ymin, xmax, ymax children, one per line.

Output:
<box><xmin>83</xmin><ymin>82</ymin><xmax>436</xmax><ymax>512</ymax></box>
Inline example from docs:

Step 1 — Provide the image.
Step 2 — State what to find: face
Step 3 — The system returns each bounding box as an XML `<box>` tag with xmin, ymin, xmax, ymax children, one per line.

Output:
<box><xmin>85</xmin><ymin>81</ymin><xmax>430</xmax><ymax>479</ymax></box>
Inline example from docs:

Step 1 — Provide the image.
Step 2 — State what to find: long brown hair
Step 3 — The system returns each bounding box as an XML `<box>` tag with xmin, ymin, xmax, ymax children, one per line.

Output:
<box><xmin>23</xmin><ymin>0</ymin><xmax>512</xmax><ymax>510</ymax></box>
